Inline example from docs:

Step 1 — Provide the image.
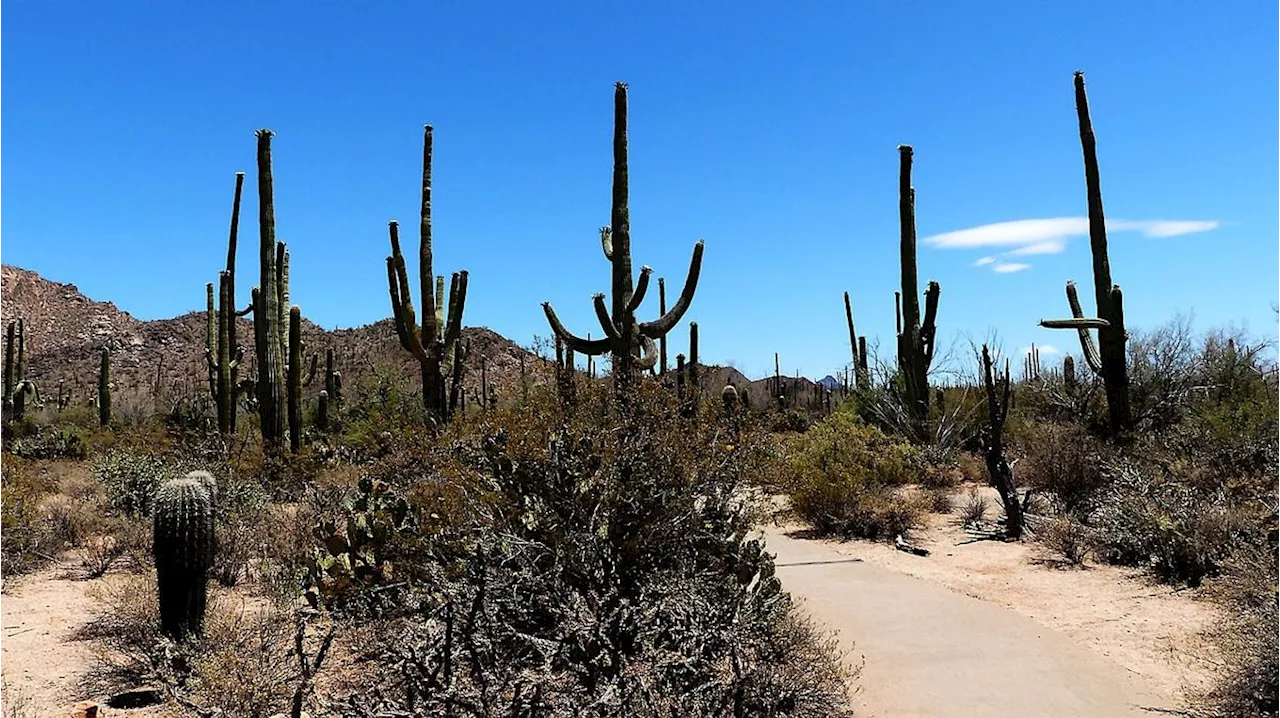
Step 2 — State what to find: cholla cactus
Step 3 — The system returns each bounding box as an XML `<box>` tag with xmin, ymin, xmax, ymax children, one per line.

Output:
<box><xmin>153</xmin><ymin>475</ymin><xmax>215</xmax><ymax>640</ymax></box>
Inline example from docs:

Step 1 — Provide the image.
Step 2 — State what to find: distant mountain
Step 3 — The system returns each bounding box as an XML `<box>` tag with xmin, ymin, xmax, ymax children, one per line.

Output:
<box><xmin>1</xmin><ymin>264</ymin><xmax>831</xmax><ymax>413</ymax></box>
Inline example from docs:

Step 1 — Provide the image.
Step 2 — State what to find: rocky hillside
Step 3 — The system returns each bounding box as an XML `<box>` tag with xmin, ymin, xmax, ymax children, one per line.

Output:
<box><xmin>1</xmin><ymin>265</ymin><xmax>788</xmax><ymax>415</ymax></box>
<box><xmin>0</xmin><ymin>265</ymin><xmax>544</xmax><ymax>412</ymax></box>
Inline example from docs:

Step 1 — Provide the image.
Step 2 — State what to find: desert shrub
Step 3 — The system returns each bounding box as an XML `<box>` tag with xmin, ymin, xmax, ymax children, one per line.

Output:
<box><xmin>789</xmin><ymin>411</ymin><xmax>927</xmax><ymax>539</ymax></box>
<box><xmin>1034</xmin><ymin>515</ymin><xmax>1093</xmax><ymax>567</ymax></box>
<box><xmin>1089</xmin><ymin>460</ymin><xmax>1257</xmax><ymax>586</ymax></box>
<box><xmin>81</xmin><ymin>573</ymin><xmax>320</xmax><ymax>717</ymax></box>
<box><xmin>8</xmin><ymin>425</ymin><xmax>85</xmax><ymax>460</ymax></box>
<box><xmin>1196</xmin><ymin>537</ymin><xmax>1279</xmax><ymax>718</ymax></box>
<box><xmin>1014</xmin><ymin>421</ymin><xmax>1113</xmax><ymax>518</ymax></box>
<box><xmin>915</xmin><ymin>443</ymin><xmax>960</xmax><ymax>488</ymax></box>
<box><xmin>958</xmin><ymin>487</ymin><xmax>989</xmax><ymax>526</ymax></box>
<box><xmin>318</xmin><ymin>381</ymin><xmax>854</xmax><ymax>717</ymax></box>
<box><xmin>92</xmin><ymin>448</ymin><xmax>173</xmax><ymax>517</ymax></box>
<box><xmin>1126</xmin><ymin>315</ymin><xmax>1203</xmax><ymax>432</ymax></box>
<box><xmin>924</xmin><ymin>486</ymin><xmax>954</xmax><ymax>514</ymax></box>
<box><xmin>1</xmin><ymin>455</ymin><xmax>62</xmax><ymax>577</ymax></box>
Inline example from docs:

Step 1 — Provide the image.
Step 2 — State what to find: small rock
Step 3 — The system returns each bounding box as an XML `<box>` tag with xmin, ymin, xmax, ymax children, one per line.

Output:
<box><xmin>71</xmin><ymin>701</ymin><xmax>102</xmax><ymax>718</ymax></box>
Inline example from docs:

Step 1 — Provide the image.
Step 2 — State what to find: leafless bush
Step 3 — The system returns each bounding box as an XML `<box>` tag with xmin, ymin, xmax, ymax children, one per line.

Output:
<box><xmin>1034</xmin><ymin>515</ymin><xmax>1093</xmax><ymax>567</ymax></box>
<box><xmin>958</xmin><ymin>487</ymin><xmax>989</xmax><ymax>526</ymax></box>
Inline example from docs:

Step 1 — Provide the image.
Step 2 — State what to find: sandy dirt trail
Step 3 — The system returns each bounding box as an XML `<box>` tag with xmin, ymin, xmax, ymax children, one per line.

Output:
<box><xmin>765</xmin><ymin>527</ymin><xmax>1186</xmax><ymax>718</ymax></box>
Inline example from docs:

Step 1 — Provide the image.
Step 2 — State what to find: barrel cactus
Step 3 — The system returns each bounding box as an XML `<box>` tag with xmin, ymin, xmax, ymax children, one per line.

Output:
<box><xmin>153</xmin><ymin>474</ymin><xmax>215</xmax><ymax>640</ymax></box>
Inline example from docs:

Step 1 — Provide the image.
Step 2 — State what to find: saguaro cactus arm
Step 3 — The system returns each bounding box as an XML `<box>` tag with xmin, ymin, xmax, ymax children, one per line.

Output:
<box><xmin>542</xmin><ymin>303</ymin><xmax>612</xmax><ymax>355</ymax></box>
<box><xmin>1039</xmin><ymin>281</ymin><xmax>1106</xmax><ymax>373</ymax></box>
<box><xmin>386</xmin><ymin>222</ymin><xmax>428</xmax><ymax>361</ymax></box>
<box><xmin>627</xmin><ymin>266</ymin><xmax>653</xmax><ymax>313</ymax></box>
<box><xmin>639</xmin><ymin>240</ymin><xmax>704</xmax><ymax>338</ymax></box>
<box><xmin>921</xmin><ymin>280</ymin><xmax>941</xmax><ymax>367</ymax></box>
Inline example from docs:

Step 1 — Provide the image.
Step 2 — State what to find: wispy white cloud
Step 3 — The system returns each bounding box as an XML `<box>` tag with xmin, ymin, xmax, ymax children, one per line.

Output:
<box><xmin>924</xmin><ymin>217</ymin><xmax>1219</xmax><ymax>250</ymax></box>
<box><xmin>992</xmin><ymin>262</ymin><xmax>1031</xmax><ymax>273</ymax></box>
<box><xmin>925</xmin><ymin>218</ymin><xmax>1087</xmax><ymax>249</ymax></box>
<box><xmin>1004</xmin><ymin>239</ymin><xmax>1067</xmax><ymax>256</ymax></box>
<box><xmin>973</xmin><ymin>256</ymin><xmax>995</xmax><ymax>266</ymax></box>
<box><xmin>1109</xmin><ymin>219</ymin><xmax>1220</xmax><ymax>237</ymax></box>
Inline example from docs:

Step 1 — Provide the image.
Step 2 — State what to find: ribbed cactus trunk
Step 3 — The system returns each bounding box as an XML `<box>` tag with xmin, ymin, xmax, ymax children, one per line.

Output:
<box><xmin>252</xmin><ymin>130</ymin><xmax>286</xmax><ymax>457</ymax></box>
<box><xmin>688</xmin><ymin>322</ymin><xmax>699</xmax><ymax>402</ymax></box>
<box><xmin>844</xmin><ymin>292</ymin><xmax>870</xmax><ymax>390</ymax></box>
<box><xmin>896</xmin><ymin>146</ymin><xmax>940</xmax><ymax>433</ymax></box>
<box><xmin>3</xmin><ymin>321</ymin><xmax>14</xmax><ymax>407</ymax></box>
<box><xmin>223</xmin><ymin>171</ymin><xmax>245</xmax><ymax>433</ymax></box>
<box><xmin>153</xmin><ymin>475</ymin><xmax>215</xmax><ymax>640</ymax></box>
<box><xmin>658</xmin><ymin>278</ymin><xmax>668</xmax><ymax>375</ymax></box>
<box><xmin>98</xmin><ymin>347</ymin><xmax>111</xmax><ymax>426</ymax></box>
<box><xmin>287</xmin><ymin>307</ymin><xmax>303</xmax><ymax>453</ymax></box>
<box><xmin>1063</xmin><ymin>355</ymin><xmax>1077</xmax><ymax>392</ymax></box>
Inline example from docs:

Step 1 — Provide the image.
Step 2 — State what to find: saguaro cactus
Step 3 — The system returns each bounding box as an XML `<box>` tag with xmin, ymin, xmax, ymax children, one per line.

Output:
<box><xmin>251</xmin><ymin>129</ymin><xmax>287</xmax><ymax>456</ymax></box>
<box><xmin>1039</xmin><ymin>72</ymin><xmax>1131</xmax><ymax>434</ymax></box>
<box><xmin>98</xmin><ymin>347</ymin><xmax>112</xmax><ymax>426</ymax></box>
<box><xmin>385</xmin><ymin>126</ymin><xmax>469</xmax><ymax>422</ymax></box>
<box><xmin>542</xmin><ymin>83</ymin><xmax>704</xmax><ymax>406</ymax></box>
<box><xmin>895</xmin><ymin>146</ymin><xmax>941</xmax><ymax>427</ymax></box>
<box><xmin>206</xmin><ymin>172</ymin><xmax>247</xmax><ymax>435</ymax></box>
<box><xmin>153</xmin><ymin>475</ymin><xmax>215</xmax><ymax>640</ymax></box>
<box><xmin>688</xmin><ymin>322</ymin><xmax>700</xmax><ymax>401</ymax></box>
<box><xmin>843</xmin><ymin>292</ymin><xmax>870</xmax><ymax>390</ymax></box>
<box><xmin>3</xmin><ymin>319</ymin><xmax>40</xmax><ymax>423</ymax></box>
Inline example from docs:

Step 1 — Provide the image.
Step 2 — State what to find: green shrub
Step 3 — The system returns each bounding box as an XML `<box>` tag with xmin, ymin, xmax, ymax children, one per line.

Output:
<box><xmin>92</xmin><ymin>449</ymin><xmax>172</xmax><ymax>517</ymax></box>
<box><xmin>789</xmin><ymin>411</ymin><xmax>927</xmax><ymax>539</ymax></box>
<box><xmin>9</xmin><ymin>425</ymin><xmax>85</xmax><ymax>460</ymax></box>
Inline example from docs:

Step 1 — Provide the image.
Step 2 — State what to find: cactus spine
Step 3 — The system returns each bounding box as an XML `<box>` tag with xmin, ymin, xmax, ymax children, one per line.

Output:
<box><xmin>385</xmin><ymin>126</ymin><xmax>469</xmax><ymax>422</ymax></box>
<box><xmin>1039</xmin><ymin>72</ymin><xmax>1131</xmax><ymax>434</ymax></box>
<box><xmin>98</xmin><ymin>346</ymin><xmax>111</xmax><ymax>426</ymax></box>
<box><xmin>542</xmin><ymin>83</ymin><xmax>705</xmax><ymax>407</ymax></box>
<box><xmin>895</xmin><ymin>146</ymin><xmax>941</xmax><ymax>428</ymax></box>
<box><xmin>153</xmin><ymin>474</ymin><xmax>215</xmax><ymax>640</ymax></box>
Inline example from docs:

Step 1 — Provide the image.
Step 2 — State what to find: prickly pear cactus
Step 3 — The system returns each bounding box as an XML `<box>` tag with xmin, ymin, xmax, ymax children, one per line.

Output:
<box><xmin>152</xmin><ymin>476</ymin><xmax>215</xmax><ymax>640</ymax></box>
<box><xmin>304</xmin><ymin>474</ymin><xmax>415</xmax><ymax>612</ymax></box>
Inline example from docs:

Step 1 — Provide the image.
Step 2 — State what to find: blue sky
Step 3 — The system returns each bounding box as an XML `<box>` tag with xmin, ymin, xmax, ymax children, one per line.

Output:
<box><xmin>4</xmin><ymin>2</ymin><xmax>1277</xmax><ymax>380</ymax></box>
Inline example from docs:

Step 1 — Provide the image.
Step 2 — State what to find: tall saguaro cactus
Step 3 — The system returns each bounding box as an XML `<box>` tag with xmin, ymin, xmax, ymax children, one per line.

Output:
<box><xmin>3</xmin><ymin>319</ymin><xmax>40</xmax><ymax>423</ymax></box>
<box><xmin>1039</xmin><ymin>72</ymin><xmax>1131</xmax><ymax>434</ymax></box>
<box><xmin>385</xmin><ymin>126</ymin><xmax>469</xmax><ymax>422</ymax></box>
<box><xmin>895</xmin><ymin>146</ymin><xmax>941</xmax><ymax>427</ymax></box>
<box><xmin>98</xmin><ymin>346</ymin><xmax>112</xmax><ymax>426</ymax></box>
<box><xmin>252</xmin><ymin>129</ymin><xmax>287</xmax><ymax>456</ymax></box>
<box><xmin>206</xmin><ymin>171</ymin><xmax>247</xmax><ymax>435</ymax></box>
<box><xmin>542</xmin><ymin>82</ymin><xmax>705</xmax><ymax>405</ymax></box>
<box><xmin>843</xmin><ymin>292</ymin><xmax>870</xmax><ymax>390</ymax></box>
